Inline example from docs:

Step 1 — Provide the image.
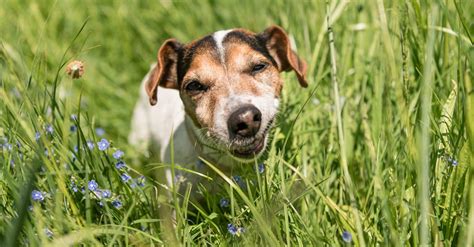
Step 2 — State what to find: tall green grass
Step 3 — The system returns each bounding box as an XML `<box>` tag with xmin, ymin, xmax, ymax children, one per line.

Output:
<box><xmin>0</xmin><ymin>0</ymin><xmax>472</xmax><ymax>245</ymax></box>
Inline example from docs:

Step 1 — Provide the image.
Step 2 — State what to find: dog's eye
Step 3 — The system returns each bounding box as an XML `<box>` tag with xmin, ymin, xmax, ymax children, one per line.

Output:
<box><xmin>185</xmin><ymin>80</ymin><xmax>207</xmax><ymax>92</ymax></box>
<box><xmin>251</xmin><ymin>63</ymin><xmax>267</xmax><ymax>73</ymax></box>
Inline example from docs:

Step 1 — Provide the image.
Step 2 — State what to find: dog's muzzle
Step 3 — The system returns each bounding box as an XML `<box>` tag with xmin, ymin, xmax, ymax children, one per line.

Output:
<box><xmin>227</xmin><ymin>104</ymin><xmax>266</xmax><ymax>158</ymax></box>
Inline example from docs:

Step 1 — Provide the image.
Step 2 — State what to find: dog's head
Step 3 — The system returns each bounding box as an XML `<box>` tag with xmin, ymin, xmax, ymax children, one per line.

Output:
<box><xmin>146</xmin><ymin>25</ymin><xmax>307</xmax><ymax>161</ymax></box>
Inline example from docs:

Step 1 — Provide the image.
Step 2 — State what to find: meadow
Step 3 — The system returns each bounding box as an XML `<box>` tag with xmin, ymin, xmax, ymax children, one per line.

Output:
<box><xmin>0</xmin><ymin>0</ymin><xmax>472</xmax><ymax>246</ymax></box>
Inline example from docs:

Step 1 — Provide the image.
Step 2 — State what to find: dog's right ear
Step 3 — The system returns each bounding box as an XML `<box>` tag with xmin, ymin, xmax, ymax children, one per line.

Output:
<box><xmin>146</xmin><ymin>39</ymin><xmax>182</xmax><ymax>106</ymax></box>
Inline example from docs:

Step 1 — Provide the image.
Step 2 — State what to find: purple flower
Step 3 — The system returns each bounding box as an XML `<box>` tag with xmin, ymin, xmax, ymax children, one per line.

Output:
<box><xmin>70</xmin><ymin>125</ymin><xmax>77</xmax><ymax>132</ymax></box>
<box><xmin>95</xmin><ymin>128</ymin><xmax>105</xmax><ymax>136</ymax></box>
<box><xmin>219</xmin><ymin>198</ymin><xmax>230</xmax><ymax>208</ymax></box>
<box><xmin>86</xmin><ymin>140</ymin><xmax>95</xmax><ymax>150</ymax></box>
<box><xmin>112</xmin><ymin>199</ymin><xmax>123</xmax><ymax>209</ymax></box>
<box><xmin>71</xmin><ymin>185</ymin><xmax>78</xmax><ymax>193</ymax></box>
<box><xmin>88</xmin><ymin>180</ymin><xmax>99</xmax><ymax>191</ymax></box>
<box><xmin>45</xmin><ymin>124</ymin><xmax>54</xmax><ymax>134</ymax></box>
<box><xmin>97</xmin><ymin>139</ymin><xmax>110</xmax><ymax>151</ymax></box>
<box><xmin>257</xmin><ymin>163</ymin><xmax>265</xmax><ymax>174</ymax></box>
<box><xmin>31</xmin><ymin>190</ymin><xmax>44</xmax><ymax>202</ymax></box>
<box><xmin>101</xmin><ymin>189</ymin><xmax>111</xmax><ymax>198</ymax></box>
<box><xmin>227</xmin><ymin>223</ymin><xmax>244</xmax><ymax>236</ymax></box>
<box><xmin>342</xmin><ymin>230</ymin><xmax>352</xmax><ymax>243</ymax></box>
<box><xmin>113</xmin><ymin>150</ymin><xmax>124</xmax><ymax>159</ymax></box>
<box><xmin>35</xmin><ymin>132</ymin><xmax>41</xmax><ymax>141</ymax></box>
<box><xmin>121</xmin><ymin>173</ymin><xmax>131</xmax><ymax>182</ymax></box>
<box><xmin>115</xmin><ymin>161</ymin><xmax>126</xmax><ymax>169</ymax></box>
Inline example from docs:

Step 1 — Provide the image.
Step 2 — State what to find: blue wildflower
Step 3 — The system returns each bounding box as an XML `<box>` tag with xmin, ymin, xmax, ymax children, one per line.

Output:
<box><xmin>121</xmin><ymin>173</ymin><xmax>131</xmax><ymax>182</ymax></box>
<box><xmin>72</xmin><ymin>185</ymin><xmax>78</xmax><ymax>193</ymax></box>
<box><xmin>86</xmin><ymin>140</ymin><xmax>95</xmax><ymax>150</ymax></box>
<box><xmin>45</xmin><ymin>124</ymin><xmax>54</xmax><ymax>134</ymax></box>
<box><xmin>113</xmin><ymin>150</ymin><xmax>124</xmax><ymax>159</ymax></box>
<box><xmin>31</xmin><ymin>190</ymin><xmax>44</xmax><ymax>202</ymax></box>
<box><xmin>35</xmin><ymin>132</ymin><xmax>41</xmax><ymax>141</ymax></box>
<box><xmin>10</xmin><ymin>160</ymin><xmax>15</xmax><ymax>168</ymax></box>
<box><xmin>98</xmin><ymin>201</ymin><xmax>104</xmax><ymax>207</ymax></box>
<box><xmin>95</xmin><ymin>128</ymin><xmax>105</xmax><ymax>136</ymax></box>
<box><xmin>257</xmin><ymin>163</ymin><xmax>265</xmax><ymax>174</ymax></box>
<box><xmin>16</xmin><ymin>141</ymin><xmax>21</xmax><ymax>148</ymax></box>
<box><xmin>97</xmin><ymin>139</ymin><xmax>110</xmax><ymax>151</ymax></box>
<box><xmin>70</xmin><ymin>125</ymin><xmax>77</xmax><ymax>132</ymax></box>
<box><xmin>101</xmin><ymin>189</ymin><xmax>111</xmax><ymax>198</ymax></box>
<box><xmin>44</xmin><ymin>228</ymin><xmax>53</xmax><ymax>238</ymax></box>
<box><xmin>88</xmin><ymin>180</ymin><xmax>99</xmax><ymax>191</ymax></box>
<box><xmin>227</xmin><ymin>223</ymin><xmax>244</xmax><ymax>236</ymax></box>
<box><xmin>70</xmin><ymin>114</ymin><xmax>78</xmax><ymax>121</ymax></box>
<box><xmin>220</xmin><ymin>198</ymin><xmax>230</xmax><ymax>208</ymax></box>
<box><xmin>452</xmin><ymin>160</ymin><xmax>458</xmax><ymax>166</ymax></box>
<box><xmin>342</xmin><ymin>230</ymin><xmax>352</xmax><ymax>243</ymax></box>
<box><xmin>137</xmin><ymin>175</ymin><xmax>146</xmax><ymax>187</ymax></box>
<box><xmin>232</xmin><ymin>175</ymin><xmax>246</xmax><ymax>189</ymax></box>
<box><xmin>115</xmin><ymin>161</ymin><xmax>126</xmax><ymax>169</ymax></box>
<box><xmin>112</xmin><ymin>199</ymin><xmax>123</xmax><ymax>209</ymax></box>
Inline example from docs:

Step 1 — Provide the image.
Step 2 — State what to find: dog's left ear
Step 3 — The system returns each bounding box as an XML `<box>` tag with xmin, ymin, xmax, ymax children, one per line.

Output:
<box><xmin>146</xmin><ymin>39</ymin><xmax>182</xmax><ymax>106</ymax></box>
<box><xmin>258</xmin><ymin>25</ymin><xmax>308</xmax><ymax>87</ymax></box>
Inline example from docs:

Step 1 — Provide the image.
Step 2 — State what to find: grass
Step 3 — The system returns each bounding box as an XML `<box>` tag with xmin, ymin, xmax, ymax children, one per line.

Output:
<box><xmin>0</xmin><ymin>0</ymin><xmax>472</xmax><ymax>245</ymax></box>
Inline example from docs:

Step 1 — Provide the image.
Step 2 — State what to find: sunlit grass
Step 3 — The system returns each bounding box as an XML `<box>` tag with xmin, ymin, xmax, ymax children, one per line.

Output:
<box><xmin>0</xmin><ymin>0</ymin><xmax>472</xmax><ymax>246</ymax></box>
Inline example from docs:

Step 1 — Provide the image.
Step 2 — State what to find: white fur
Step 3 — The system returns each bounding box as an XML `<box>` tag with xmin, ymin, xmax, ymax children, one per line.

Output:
<box><xmin>212</xmin><ymin>29</ymin><xmax>232</xmax><ymax>63</ymax></box>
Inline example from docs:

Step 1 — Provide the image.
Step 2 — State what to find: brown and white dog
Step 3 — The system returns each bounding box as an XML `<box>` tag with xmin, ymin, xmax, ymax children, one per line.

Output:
<box><xmin>129</xmin><ymin>25</ymin><xmax>307</xmax><ymax>194</ymax></box>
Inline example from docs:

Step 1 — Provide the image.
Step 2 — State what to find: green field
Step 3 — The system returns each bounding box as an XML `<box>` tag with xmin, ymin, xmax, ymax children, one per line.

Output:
<box><xmin>0</xmin><ymin>0</ymin><xmax>473</xmax><ymax>246</ymax></box>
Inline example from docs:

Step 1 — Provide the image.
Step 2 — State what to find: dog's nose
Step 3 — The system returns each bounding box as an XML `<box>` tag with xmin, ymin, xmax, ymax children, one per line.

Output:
<box><xmin>228</xmin><ymin>105</ymin><xmax>262</xmax><ymax>138</ymax></box>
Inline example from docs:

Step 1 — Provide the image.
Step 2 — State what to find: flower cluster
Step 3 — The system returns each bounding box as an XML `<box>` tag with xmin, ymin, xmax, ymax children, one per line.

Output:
<box><xmin>70</xmin><ymin>177</ymin><xmax>123</xmax><ymax>209</ymax></box>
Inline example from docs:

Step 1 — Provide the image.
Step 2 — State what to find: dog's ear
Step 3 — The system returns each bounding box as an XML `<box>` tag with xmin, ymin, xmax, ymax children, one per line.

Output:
<box><xmin>258</xmin><ymin>25</ymin><xmax>308</xmax><ymax>87</ymax></box>
<box><xmin>146</xmin><ymin>39</ymin><xmax>182</xmax><ymax>105</ymax></box>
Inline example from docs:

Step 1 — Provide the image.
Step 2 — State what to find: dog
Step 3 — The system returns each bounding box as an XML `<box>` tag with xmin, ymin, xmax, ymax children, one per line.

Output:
<box><xmin>129</xmin><ymin>25</ymin><xmax>307</xmax><ymax>197</ymax></box>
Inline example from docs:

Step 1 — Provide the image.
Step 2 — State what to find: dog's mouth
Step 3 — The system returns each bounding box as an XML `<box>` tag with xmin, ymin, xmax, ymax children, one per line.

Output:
<box><xmin>228</xmin><ymin>118</ymin><xmax>274</xmax><ymax>160</ymax></box>
<box><xmin>231</xmin><ymin>137</ymin><xmax>266</xmax><ymax>159</ymax></box>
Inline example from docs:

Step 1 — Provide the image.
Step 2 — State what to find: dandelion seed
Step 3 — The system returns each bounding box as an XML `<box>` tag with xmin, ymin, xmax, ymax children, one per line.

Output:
<box><xmin>66</xmin><ymin>60</ymin><xmax>84</xmax><ymax>79</ymax></box>
<box><xmin>121</xmin><ymin>173</ymin><xmax>131</xmax><ymax>182</ymax></box>
<box><xmin>31</xmin><ymin>190</ymin><xmax>44</xmax><ymax>202</ymax></box>
<box><xmin>95</xmin><ymin>128</ymin><xmax>105</xmax><ymax>136</ymax></box>
<box><xmin>86</xmin><ymin>140</ymin><xmax>95</xmax><ymax>150</ymax></box>
<box><xmin>44</xmin><ymin>228</ymin><xmax>53</xmax><ymax>238</ymax></box>
<box><xmin>88</xmin><ymin>180</ymin><xmax>99</xmax><ymax>191</ymax></box>
<box><xmin>115</xmin><ymin>160</ymin><xmax>126</xmax><ymax>169</ymax></box>
<box><xmin>112</xmin><ymin>199</ymin><xmax>123</xmax><ymax>209</ymax></box>
<box><xmin>342</xmin><ymin>230</ymin><xmax>352</xmax><ymax>243</ymax></box>
<box><xmin>45</xmin><ymin>124</ymin><xmax>54</xmax><ymax>134</ymax></box>
<box><xmin>219</xmin><ymin>198</ymin><xmax>230</xmax><ymax>208</ymax></box>
<box><xmin>113</xmin><ymin>149</ymin><xmax>124</xmax><ymax>159</ymax></box>
<box><xmin>97</xmin><ymin>139</ymin><xmax>110</xmax><ymax>151</ymax></box>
